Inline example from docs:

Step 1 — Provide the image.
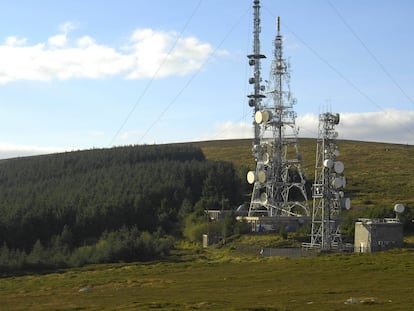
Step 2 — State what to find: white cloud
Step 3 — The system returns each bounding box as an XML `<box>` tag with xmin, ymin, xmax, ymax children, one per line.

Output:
<box><xmin>339</xmin><ymin>110</ymin><xmax>414</xmax><ymax>144</ymax></box>
<box><xmin>200</xmin><ymin>121</ymin><xmax>253</xmax><ymax>141</ymax></box>
<box><xmin>298</xmin><ymin>109</ymin><xmax>414</xmax><ymax>144</ymax></box>
<box><xmin>59</xmin><ymin>21</ymin><xmax>76</xmax><ymax>34</ymax></box>
<box><xmin>48</xmin><ymin>22</ymin><xmax>77</xmax><ymax>47</ymax></box>
<box><xmin>126</xmin><ymin>29</ymin><xmax>213</xmax><ymax>79</ymax></box>
<box><xmin>5</xmin><ymin>36</ymin><xmax>27</xmax><ymax>46</ymax></box>
<box><xmin>0</xmin><ymin>143</ymin><xmax>66</xmax><ymax>159</ymax></box>
<box><xmin>203</xmin><ymin>110</ymin><xmax>414</xmax><ymax>145</ymax></box>
<box><xmin>77</xmin><ymin>36</ymin><xmax>95</xmax><ymax>48</ymax></box>
<box><xmin>48</xmin><ymin>34</ymin><xmax>68</xmax><ymax>47</ymax></box>
<box><xmin>0</xmin><ymin>25</ymin><xmax>217</xmax><ymax>84</ymax></box>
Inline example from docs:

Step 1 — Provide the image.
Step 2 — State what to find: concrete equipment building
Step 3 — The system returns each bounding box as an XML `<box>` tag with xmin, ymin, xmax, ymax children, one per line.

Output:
<box><xmin>354</xmin><ymin>218</ymin><xmax>403</xmax><ymax>253</ymax></box>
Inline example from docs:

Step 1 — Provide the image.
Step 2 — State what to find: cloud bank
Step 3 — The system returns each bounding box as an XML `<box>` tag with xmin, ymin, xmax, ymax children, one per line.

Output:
<box><xmin>0</xmin><ymin>110</ymin><xmax>411</xmax><ymax>159</ymax></box>
<box><xmin>0</xmin><ymin>22</ymin><xmax>215</xmax><ymax>84</ymax></box>
<box><xmin>206</xmin><ymin>110</ymin><xmax>414</xmax><ymax>145</ymax></box>
<box><xmin>0</xmin><ymin>143</ymin><xmax>66</xmax><ymax>160</ymax></box>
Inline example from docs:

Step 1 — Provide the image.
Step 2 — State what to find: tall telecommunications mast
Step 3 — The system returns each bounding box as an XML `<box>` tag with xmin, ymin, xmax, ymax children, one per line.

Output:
<box><xmin>246</xmin><ymin>6</ymin><xmax>310</xmax><ymax>217</ymax></box>
<box><xmin>247</xmin><ymin>0</ymin><xmax>266</xmax><ymax>146</ymax></box>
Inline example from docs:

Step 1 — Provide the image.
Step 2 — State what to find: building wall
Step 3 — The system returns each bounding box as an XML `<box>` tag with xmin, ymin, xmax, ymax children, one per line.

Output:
<box><xmin>354</xmin><ymin>222</ymin><xmax>371</xmax><ymax>252</ymax></box>
<box><xmin>354</xmin><ymin>220</ymin><xmax>403</xmax><ymax>253</ymax></box>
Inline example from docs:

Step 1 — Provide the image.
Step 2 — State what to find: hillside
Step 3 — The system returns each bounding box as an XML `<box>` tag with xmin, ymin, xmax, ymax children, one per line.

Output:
<box><xmin>194</xmin><ymin>138</ymin><xmax>414</xmax><ymax>209</ymax></box>
<box><xmin>1</xmin><ymin>139</ymin><xmax>414</xmax><ymax>311</ymax></box>
<box><xmin>0</xmin><ymin>138</ymin><xmax>413</xmax><ymax>272</ymax></box>
<box><xmin>0</xmin><ymin>144</ymin><xmax>243</xmax><ymax>270</ymax></box>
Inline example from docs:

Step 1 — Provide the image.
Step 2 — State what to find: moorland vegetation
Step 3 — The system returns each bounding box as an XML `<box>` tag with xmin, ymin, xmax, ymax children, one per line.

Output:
<box><xmin>0</xmin><ymin>139</ymin><xmax>413</xmax><ymax>273</ymax></box>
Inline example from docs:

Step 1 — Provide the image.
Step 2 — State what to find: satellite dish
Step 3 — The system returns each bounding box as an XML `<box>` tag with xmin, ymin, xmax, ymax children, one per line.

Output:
<box><xmin>246</xmin><ymin>171</ymin><xmax>256</xmax><ymax>184</ymax></box>
<box><xmin>394</xmin><ymin>204</ymin><xmax>405</xmax><ymax>214</ymax></box>
<box><xmin>332</xmin><ymin>177</ymin><xmax>342</xmax><ymax>189</ymax></box>
<box><xmin>258</xmin><ymin>170</ymin><xmax>266</xmax><ymax>183</ymax></box>
<box><xmin>254</xmin><ymin>110</ymin><xmax>272</xmax><ymax>123</ymax></box>
<box><xmin>334</xmin><ymin>161</ymin><xmax>344</xmax><ymax>174</ymax></box>
<box><xmin>339</xmin><ymin>191</ymin><xmax>344</xmax><ymax>198</ymax></box>
<box><xmin>323</xmin><ymin>159</ymin><xmax>334</xmax><ymax>168</ymax></box>
<box><xmin>263</xmin><ymin>110</ymin><xmax>272</xmax><ymax>122</ymax></box>
<box><xmin>334</xmin><ymin>113</ymin><xmax>340</xmax><ymax>125</ymax></box>
<box><xmin>262</xmin><ymin>152</ymin><xmax>269</xmax><ymax>164</ymax></box>
<box><xmin>260</xmin><ymin>192</ymin><xmax>268</xmax><ymax>205</ymax></box>
<box><xmin>342</xmin><ymin>198</ymin><xmax>351</xmax><ymax>210</ymax></box>
<box><xmin>254</xmin><ymin>111</ymin><xmax>261</xmax><ymax>123</ymax></box>
<box><xmin>334</xmin><ymin>149</ymin><xmax>340</xmax><ymax>157</ymax></box>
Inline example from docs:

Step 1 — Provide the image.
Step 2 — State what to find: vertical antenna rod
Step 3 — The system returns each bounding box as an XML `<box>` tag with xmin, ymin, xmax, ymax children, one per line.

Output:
<box><xmin>247</xmin><ymin>0</ymin><xmax>266</xmax><ymax>146</ymax></box>
<box><xmin>277</xmin><ymin>16</ymin><xmax>280</xmax><ymax>33</ymax></box>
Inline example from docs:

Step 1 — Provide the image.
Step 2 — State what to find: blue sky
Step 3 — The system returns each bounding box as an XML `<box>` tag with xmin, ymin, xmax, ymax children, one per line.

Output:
<box><xmin>0</xmin><ymin>0</ymin><xmax>413</xmax><ymax>158</ymax></box>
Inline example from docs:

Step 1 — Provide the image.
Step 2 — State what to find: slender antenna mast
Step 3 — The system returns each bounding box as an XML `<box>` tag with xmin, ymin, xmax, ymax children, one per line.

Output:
<box><xmin>247</xmin><ymin>13</ymin><xmax>310</xmax><ymax>219</ymax></box>
<box><xmin>277</xmin><ymin>16</ymin><xmax>280</xmax><ymax>33</ymax></box>
<box><xmin>247</xmin><ymin>0</ymin><xmax>266</xmax><ymax>146</ymax></box>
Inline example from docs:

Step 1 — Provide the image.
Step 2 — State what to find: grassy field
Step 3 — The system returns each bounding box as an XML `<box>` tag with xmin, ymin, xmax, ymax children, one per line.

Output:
<box><xmin>1</xmin><ymin>239</ymin><xmax>414</xmax><ymax>311</ymax></box>
<box><xmin>195</xmin><ymin>138</ymin><xmax>414</xmax><ymax>208</ymax></box>
<box><xmin>1</xmin><ymin>139</ymin><xmax>413</xmax><ymax>310</ymax></box>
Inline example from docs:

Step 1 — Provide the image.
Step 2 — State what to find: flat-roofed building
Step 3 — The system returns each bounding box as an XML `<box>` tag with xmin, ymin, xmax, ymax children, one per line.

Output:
<box><xmin>354</xmin><ymin>218</ymin><xmax>403</xmax><ymax>253</ymax></box>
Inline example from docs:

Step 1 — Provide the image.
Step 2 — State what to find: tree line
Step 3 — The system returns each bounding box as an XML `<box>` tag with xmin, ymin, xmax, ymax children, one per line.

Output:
<box><xmin>0</xmin><ymin>144</ymin><xmax>243</xmax><ymax>271</ymax></box>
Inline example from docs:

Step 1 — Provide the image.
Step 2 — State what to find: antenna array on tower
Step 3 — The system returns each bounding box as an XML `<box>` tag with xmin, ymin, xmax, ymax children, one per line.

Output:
<box><xmin>244</xmin><ymin>1</ymin><xmax>352</xmax><ymax>250</ymax></box>
<box><xmin>246</xmin><ymin>1</ymin><xmax>310</xmax><ymax>218</ymax></box>
<box><xmin>305</xmin><ymin>112</ymin><xmax>351</xmax><ymax>250</ymax></box>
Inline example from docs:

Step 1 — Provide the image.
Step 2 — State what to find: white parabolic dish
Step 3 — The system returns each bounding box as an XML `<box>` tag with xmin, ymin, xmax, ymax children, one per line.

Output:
<box><xmin>262</xmin><ymin>152</ymin><xmax>269</xmax><ymax>164</ymax></box>
<box><xmin>343</xmin><ymin>198</ymin><xmax>351</xmax><ymax>210</ymax></box>
<box><xmin>247</xmin><ymin>171</ymin><xmax>256</xmax><ymax>184</ymax></box>
<box><xmin>333</xmin><ymin>177</ymin><xmax>343</xmax><ymax>189</ymax></box>
<box><xmin>323</xmin><ymin>159</ymin><xmax>333</xmax><ymax>168</ymax></box>
<box><xmin>394</xmin><ymin>204</ymin><xmax>405</xmax><ymax>214</ymax></box>
<box><xmin>254</xmin><ymin>110</ymin><xmax>272</xmax><ymax>124</ymax></box>
<box><xmin>257</xmin><ymin>170</ymin><xmax>266</xmax><ymax>183</ymax></box>
<box><xmin>334</xmin><ymin>161</ymin><xmax>344</xmax><ymax>174</ymax></box>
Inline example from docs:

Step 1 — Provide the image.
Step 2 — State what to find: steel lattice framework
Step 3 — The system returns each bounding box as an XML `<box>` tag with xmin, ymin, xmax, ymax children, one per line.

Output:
<box><xmin>247</xmin><ymin>4</ymin><xmax>310</xmax><ymax>218</ymax></box>
<box><xmin>308</xmin><ymin>112</ymin><xmax>350</xmax><ymax>250</ymax></box>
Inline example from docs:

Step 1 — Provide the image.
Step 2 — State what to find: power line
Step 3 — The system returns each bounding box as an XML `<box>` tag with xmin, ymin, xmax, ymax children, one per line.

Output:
<box><xmin>137</xmin><ymin>6</ymin><xmax>250</xmax><ymax>143</ymax></box>
<box><xmin>109</xmin><ymin>0</ymin><xmax>203</xmax><ymax>146</ymax></box>
<box><xmin>262</xmin><ymin>5</ymin><xmax>414</xmax><ymax>138</ymax></box>
<box><xmin>327</xmin><ymin>0</ymin><xmax>414</xmax><ymax>108</ymax></box>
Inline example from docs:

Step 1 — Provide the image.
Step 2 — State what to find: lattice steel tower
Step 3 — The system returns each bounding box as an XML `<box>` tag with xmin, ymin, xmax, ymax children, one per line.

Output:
<box><xmin>308</xmin><ymin>112</ymin><xmax>351</xmax><ymax>250</ymax></box>
<box><xmin>247</xmin><ymin>8</ymin><xmax>310</xmax><ymax>217</ymax></box>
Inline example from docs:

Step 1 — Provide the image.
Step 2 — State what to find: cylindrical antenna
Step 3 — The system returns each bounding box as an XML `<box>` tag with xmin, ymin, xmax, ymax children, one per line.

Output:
<box><xmin>277</xmin><ymin>16</ymin><xmax>280</xmax><ymax>33</ymax></box>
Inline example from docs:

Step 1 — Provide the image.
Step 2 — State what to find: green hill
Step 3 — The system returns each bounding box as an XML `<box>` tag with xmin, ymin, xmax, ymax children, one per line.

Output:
<box><xmin>0</xmin><ymin>144</ymin><xmax>243</xmax><ymax>270</ymax></box>
<box><xmin>0</xmin><ymin>138</ymin><xmax>413</xmax><ymax>272</ymax></box>
<box><xmin>195</xmin><ymin>138</ymin><xmax>414</xmax><ymax>209</ymax></box>
<box><xmin>0</xmin><ymin>139</ymin><xmax>414</xmax><ymax>310</ymax></box>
